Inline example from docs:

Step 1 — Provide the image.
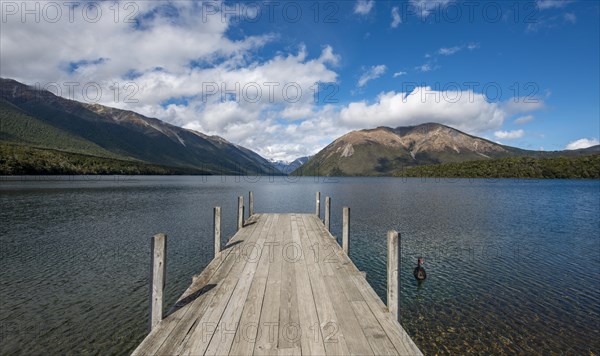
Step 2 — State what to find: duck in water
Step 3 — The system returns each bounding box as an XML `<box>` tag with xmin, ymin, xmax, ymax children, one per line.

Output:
<box><xmin>414</xmin><ymin>257</ymin><xmax>426</xmax><ymax>281</ymax></box>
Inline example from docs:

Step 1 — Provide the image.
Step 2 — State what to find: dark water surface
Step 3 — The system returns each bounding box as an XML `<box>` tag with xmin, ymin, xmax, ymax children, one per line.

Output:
<box><xmin>1</xmin><ymin>176</ymin><xmax>598</xmax><ymax>355</ymax></box>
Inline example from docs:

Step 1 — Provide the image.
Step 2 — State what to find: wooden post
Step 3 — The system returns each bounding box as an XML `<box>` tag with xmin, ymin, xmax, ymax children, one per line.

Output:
<box><xmin>214</xmin><ymin>207</ymin><xmax>221</xmax><ymax>256</ymax></box>
<box><xmin>150</xmin><ymin>233</ymin><xmax>167</xmax><ymax>331</ymax></box>
<box><xmin>315</xmin><ymin>192</ymin><xmax>321</xmax><ymax>218</ymax></box>
<box><xmin>342</xmin><ymin>207</ymin><xmax>350</xmax><ymax>254</ymax></box>
<box><xmin>237</xmin><ymin>196</ymin><xmax>244</xmax><ymax>231</ymax></box>
<box><xmin>324</xmin><ymin>196</ymin><xmax>331</xmax><ymax>231</ymax></box>
<box><xmin>248</xmin><ymin>191</ymin><xmax>254</xmax><ymax>217</ymax></box>
<box><xmin>387</xmin><ymin>230</ymin><xmax>400</xmax><ymax>321</ymax></box>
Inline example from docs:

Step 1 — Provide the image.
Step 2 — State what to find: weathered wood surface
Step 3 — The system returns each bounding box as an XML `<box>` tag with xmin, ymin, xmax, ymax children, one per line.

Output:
<box><xmin>150</xmin><ymin>233</ymin><xmax>166</xmax><ymax>331</ymax></box>
<box><xmin>324</xmin><ymin>196</ymin><xmax>331</xmax><ymax>231</ymax></box>
<box><xmin>133</xmin><ymin>214</ymin><xmax>422</xmax><ymax>356</ymax></box>
<box><xmin>387</xmin><ymin>230</ymin><xmax>400</xmax><ymax>322</ymax></box>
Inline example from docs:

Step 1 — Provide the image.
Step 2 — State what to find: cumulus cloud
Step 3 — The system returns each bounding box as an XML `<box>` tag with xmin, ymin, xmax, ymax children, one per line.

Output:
<box><xmin>357</xmin><ymin>65</ymin><xmax>387</xmax><ymax>87</ymax></box>
<box><xmin>341</xmin><ymin>87</ymin><xmax>511</xmax><ymax>133</ymax></box>
<box><xmin>565</xmin><ymin>138</ymin><xmax>600</xmax><ymax>150</ymax></box>
<box><xmin>494</xmin><ymin>129</ymin><xmax>525</xmax><ymax>139</ymax></box>
<box><xmin>0</xmin><ymin>1</ymin><xmax>348</xmax><ymax>161</ymax></box>
<box><xmin>354</xmin><ymin>0</ymin><xmax>375</xmax><ymax>15</ymax></box>
<box><xmin>514</xmin><ymin>115</ymin><xmax>535</xmax><ymax>124</ymax></box>
<box><xmin>393</xmin><ymin>71</ymin><xmax>407</xmax><ymax>78</ymax></box>
<box><xmin>1</xmin><ymin>1</ymin><xmax>272</xmax><ymax>85</ymax></box>
<box><xmin>391</xmin><ymin>7</ymin><xmax>402</xmax><ymax>28</ymax></box>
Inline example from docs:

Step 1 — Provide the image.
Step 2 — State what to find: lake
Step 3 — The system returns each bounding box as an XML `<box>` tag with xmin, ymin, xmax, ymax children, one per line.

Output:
<box><xmin>0</xmin><ymin>176</ymin><xmax>598</xmax><ymax>355</ymax></box>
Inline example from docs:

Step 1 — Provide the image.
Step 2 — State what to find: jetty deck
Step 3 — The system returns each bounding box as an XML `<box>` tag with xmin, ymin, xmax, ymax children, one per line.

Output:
<box><xmin>133</xmin><ymin>205</ymin><xmax>422</xmax><ymax>355</ymax></box>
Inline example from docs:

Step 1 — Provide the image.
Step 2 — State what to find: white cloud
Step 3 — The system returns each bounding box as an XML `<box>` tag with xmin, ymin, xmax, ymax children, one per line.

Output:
<box><xmin>0</xmin><ymin>1</ymin><xmax>274</xmax><ymax>84</ymax></box>
<box><xmin>358</xmin><ymin>65</ymin><xmax>387</xmax><ymax>87</ymax></box>
<box><xmin>391</xmin><ymin>7</ymin><xmax>402</xmax><ymax>28</ymax></box>
<box><xmin>410</xmin><ymin>0</ymin><xmax>452</xmax><ymax>17</ymax></box>
<box><xmin>416</xmin><ymin>63</ymin><xmax>436</xmax><ymax>72</ymax></box>
<box><xmin>340</xmin><ymin>87</ymin><xmax>514</xmax><ymax>133</ymax></box>
<box><xmin>0</xmin><ymin>1</ymin><xmax>347</xmax><ymax>162</ymax></box>
<box><xmin>564</xmin><ymin>13</ymin><xmax>577</xmax><ymax>24</ymax></box>
<box><xmin>354</xmin><ymin>0</ymin><xmax>375</xmax><ymax>15</ymax></box>
<box><xmin>494</xmin><ymin>129</ymin><xmax>525</xmax><ymax>139</ymax></box>
<box><xmin>537</xmin><ymin>0</ymin><xmax>573</xmax><ymax>10</ymax></box>
<box><xmin>393</xmin><ymin>71</ymin><xmax>407</xmax><ymax>78</ymax></box>
<box><xmin>438</xmin><ymin>46</ymin><xmax>462</xmax><ymax>55</ymax></box>
<box><xmin>514</xmin><ymin>115</ymin><xmax>535</xmax><ymax>124</ymax></box>
<box><xmin>565</xmin><ymin>138</ymin><xmax>600</xmax><ymax>150</ymax></box>
<box><xmin>438</xmin><ymin>43</ymin><xmax>479</xmax><ymax>56</ymax></box>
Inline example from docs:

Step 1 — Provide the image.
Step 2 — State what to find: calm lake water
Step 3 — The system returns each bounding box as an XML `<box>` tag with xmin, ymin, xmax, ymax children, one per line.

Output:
<box><xmin>0</xmin><ymin>176</ymin><xmax>598</xmax><ymax>355</ymax></box>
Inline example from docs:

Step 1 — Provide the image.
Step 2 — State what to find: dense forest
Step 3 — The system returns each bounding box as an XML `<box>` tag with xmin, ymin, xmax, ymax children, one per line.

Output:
<box><xmin>0</xmin><ymin>143</ymin><xmax>205</xmax><ymax>175</ymax></box>
<box><xmin>395</xmin><ymin>155</ymin><xmax>600</xmax><ymax>179</ymax></box>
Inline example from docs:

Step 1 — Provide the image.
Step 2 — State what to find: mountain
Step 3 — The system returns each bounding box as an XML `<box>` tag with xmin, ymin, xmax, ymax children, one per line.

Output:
<box><xmin>293</xmin><ymin>123</ymin><xmax>599</xmax><ymax>176</ymax></box>
<box><xmin>270</xmin><ymin>156</ymin><xmax>311</xmax><ymax>174</ymax></box>
<box><xmin>0</xmin><ymin>78</ymin><xmax>276</xmax><ymax>175</ymax></box>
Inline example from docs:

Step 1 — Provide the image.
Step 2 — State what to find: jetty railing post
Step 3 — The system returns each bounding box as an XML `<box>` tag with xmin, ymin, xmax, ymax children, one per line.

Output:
<box><xmin>150</xmin><ymin>233</ymin><xmax>167</xmax><ymax>331</ymax></box>
<box><xmin>387</xmin><ymin>230</ymin><xmax>400</xmax><ymax>321</ymax></box>
<box><xmin>342</xmin><ymin>207</ymin><xmax>350</xmax><ymax>253</ymax></box>
<box><xmin>316</xmin><ymin>192</ymin><xmax>321</xmax><ymax>219</ymax></box>
<box><xmin>249</xmin><ymin>191</ymin><xmax>254</xmax><ymax>217</ymax></box>
<box><xmin>214</xmin><ymin>207</ymin><xmax>221</xmax><ymax>256</ymax></box>
<box><xmin>237</xmin><ymin>196</ymin><xmax>244</xmax><ymax>230</ymax></box>
<box><xmin>325</xmin><ymin>196</ymin><xmax>331</xmax><ymax>231</ymax></box>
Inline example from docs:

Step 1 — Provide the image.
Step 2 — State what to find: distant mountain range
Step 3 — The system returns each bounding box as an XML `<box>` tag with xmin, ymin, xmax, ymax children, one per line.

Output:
<box><xmin>293</xmin><ymin>123</ymin><xmax>599</xmax><ymax>176</ymax></box>
<box><xmin>270</xmin><ymin>156</ymin><xmax>311</xmax><ymax>174</ymax></box>
<box><xmin>0</xmin><ymin>78</ymin><xmax>276</xmax><ymax>175</ymax></box>
<box><xmin>2</xmin><ymin>78</ymin><xmax>597</xmax><ymax>177</ymax></box>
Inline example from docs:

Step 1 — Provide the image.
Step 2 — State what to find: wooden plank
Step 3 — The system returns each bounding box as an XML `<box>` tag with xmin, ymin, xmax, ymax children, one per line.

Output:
<box><xmin>133</xmin><ymin>217</ymin><xmax>263</xmax><ymax>356</ymax></box>
<box><xmin>348</xmin><ymin>271</ymin><xmax>423</xmax><ymax>355</ymax></box>
<box><xmin>253</xmin><ymin>214</ymin><xmax>284</xmax><ymax>355</ymax></box>
<box><xmin>204</xmin><ymin>214</ymin><xmax>275</xmax><ymax>355</ymax></box>
<box><xmin>315</xmin><ymin>192</ymin><xmax>320</xmax><ymax>218</ymax></box>
<box><xmin>249</xmin><ymin>191</ymin><xmax>254</xmax><ymax>217</ymax></box>
<box><xmin>215</xmin><ymin>206</ymin><xmax>221</xmax><ymax>256</ymax></box>
<box><xmin>323</xmin><ymin>275</ymin><xmax>374</xmax><ymax>355</ymax></box>
<box><xmin>278</xmin><ymin>214</ymin><xmax>300</xmax><ymax>351</ymax></box>
<box><xmin>133</xmin><ymin>212</ymin><xmax>423</xmax><ymax>356</ymax></box>
<box><xmin>302</xmin><ymin>214</ymin><xmax>335</xmax><ymax>277</ymax></box>
<box><xmin>298</xmin><ymin>214</ymin><xmax>351</xmax><ymax>356</ymax></box>
<box><xmin>387</xmin><ymin>230</ymin><xmax>400</xmax><ymax>321</ymax></box>
<box><xmin>308</xmin><ymin>215</ymin><xmax>419</xmax><ymax>355</ymax></box>
<box><xmin>150</xmin><ymin>233</ymin><xmax>167</xmax><ymax>331</ymax></box>
<box><xmin>342</xmin><ymin>207</ymin><xmax>350</xmax><ymax>255</ymax></box>
<box><xmin>238</xmin><ymin>196</ymin><xmax>244</xmax><ymax>230</ymax></box>
<box><xmin>307</xmin><ymin>216</ymin><xmax>364</xmax><ymax>302</ymax></box>
<box><xmin>290</xmin><ymin>214</ymin><xmax>326</xmax><ymax>355</ymax></box>
<box><xmin>176</xmin><ymin>215</ymin><xmax>270</xmax><ymax>355</ymax></box>
<box><xmin>324</xmin><ymin>197</ymin><xmax>331</xmax><ymax>231</ymax></box>
<box><xmin>229</xmin><ymin>214</ymin><xmax>280</xmax><ymax>354</ymax></box>
<box><xmin>350</xmin><ymin>300</ymin><xmax>398</xmax><ymax>355</ymax></box>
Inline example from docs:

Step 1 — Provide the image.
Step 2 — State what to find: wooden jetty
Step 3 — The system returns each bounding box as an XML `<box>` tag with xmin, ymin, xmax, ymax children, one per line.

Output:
<box><xmin>133</xmin><ymin>192</ymin><xmax>423</xmax><ymax>355</ymax></box>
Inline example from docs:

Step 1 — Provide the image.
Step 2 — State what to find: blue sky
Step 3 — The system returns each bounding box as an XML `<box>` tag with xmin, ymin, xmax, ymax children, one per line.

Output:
<box><xmin>1</xmin><ymin>0</ymin><xmax>599</xmax><ymax>160</ymax></box>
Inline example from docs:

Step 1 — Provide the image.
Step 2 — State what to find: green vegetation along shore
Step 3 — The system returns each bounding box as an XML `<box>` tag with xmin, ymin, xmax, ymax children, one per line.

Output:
<box><xmin>0</xmin><ymin>143</ymin><xmax>207</xmax><ymax>175</ymax></box>
<box><xmin>394</xmin><ymin>155</ymin><xmax>600</xmax><ymax>179</ymax></box>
